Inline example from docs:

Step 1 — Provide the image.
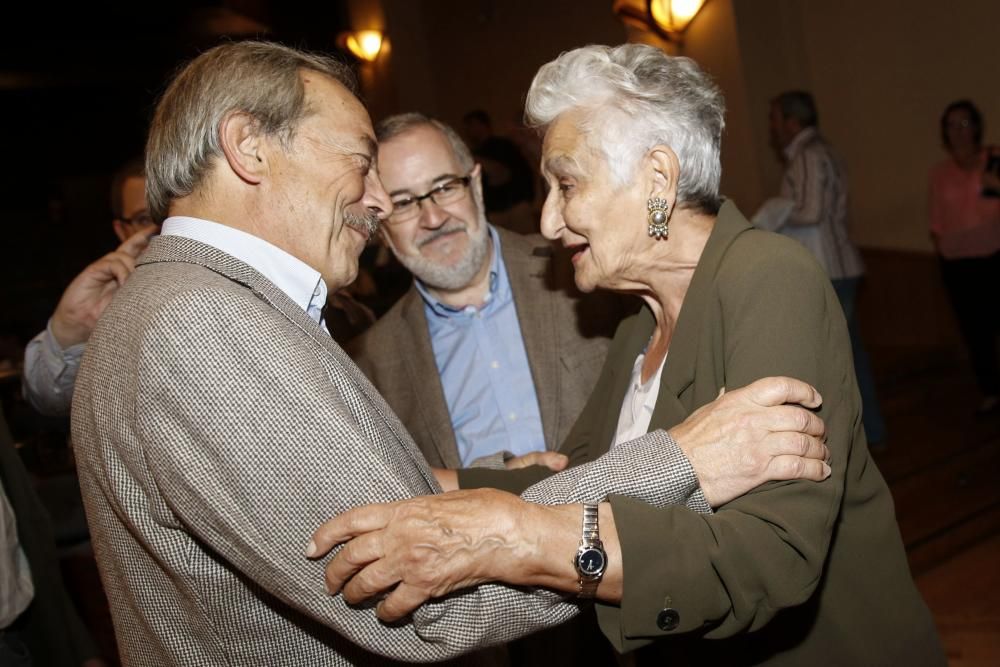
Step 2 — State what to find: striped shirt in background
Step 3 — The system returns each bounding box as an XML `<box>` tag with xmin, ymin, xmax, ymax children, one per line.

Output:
<box><xmin>777</xmin><ymin>127</ymin><xmax>865</xmax><ymax>280</ymax></box>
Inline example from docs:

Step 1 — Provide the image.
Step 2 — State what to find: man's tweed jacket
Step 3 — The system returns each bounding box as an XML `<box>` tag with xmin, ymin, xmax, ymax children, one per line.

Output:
<box><xmin>71</xmin><ymin>234</ymin><xmax>708</xmax><ymax>666</ymax></box>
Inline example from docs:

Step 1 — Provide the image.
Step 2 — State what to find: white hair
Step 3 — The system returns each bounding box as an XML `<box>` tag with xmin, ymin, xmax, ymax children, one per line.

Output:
<box><xmin>524</xmin><ymin>43</ymin><xmax>725</xmax><ymax>212</ymax></box>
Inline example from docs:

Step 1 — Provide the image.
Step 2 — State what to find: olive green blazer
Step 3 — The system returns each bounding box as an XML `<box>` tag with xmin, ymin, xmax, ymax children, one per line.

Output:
<box><xmin>465</xmin><ymin>202</ymin><xmax>944</xmax><ymax>665</ymax></box>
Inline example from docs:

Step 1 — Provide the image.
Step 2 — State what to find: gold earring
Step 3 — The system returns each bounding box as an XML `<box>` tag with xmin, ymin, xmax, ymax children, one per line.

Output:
<box><xmin>647</xmin><ymin>197</ymin><xmax>670</xmax><ymax>240</ymax></box>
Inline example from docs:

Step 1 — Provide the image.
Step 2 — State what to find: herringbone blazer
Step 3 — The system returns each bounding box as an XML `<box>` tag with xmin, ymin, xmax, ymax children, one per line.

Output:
<box><xmin>350</xmin><ymin>227</ymin><xmax>623</xmax><ymax>468</ymax></box>
<box><xmin>71</xmin><ymin>234</ymin><xmax>707</xmax><ymax>666</ymax></box>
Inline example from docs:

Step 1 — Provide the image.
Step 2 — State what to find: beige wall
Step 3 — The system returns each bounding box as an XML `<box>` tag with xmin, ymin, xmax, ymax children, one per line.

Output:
<box><xmin>688</xmin><ymin>0</ymin><xmax>1000</xmax><ymax>252</ymax></box>
<box><xmin>358</xmin><ymin>0</ymin><xmax>999</xmax><ymax>252</ymax></box>
<box><xmin>375</xmin><ymin>0</ymin><xmax>626</xmax><ymax>134</ymax></box>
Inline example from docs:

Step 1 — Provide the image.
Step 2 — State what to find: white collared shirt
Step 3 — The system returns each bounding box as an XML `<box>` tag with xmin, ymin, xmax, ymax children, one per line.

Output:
<box><xmin>612</xmin><ymin>351</ymin><xmax>667</xmax><ymax>449</ymax></box>
<box><xmin>161</xmin><ymin>217</ymin><xmax>329</xmax><ymax>330</ymax></box>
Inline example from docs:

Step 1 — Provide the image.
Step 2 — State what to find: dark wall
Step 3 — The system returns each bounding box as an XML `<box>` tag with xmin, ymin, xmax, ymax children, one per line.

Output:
<box><xmin>0</xmin><ymin>2</ymin><xmax>353</xmax><ymax>346</ymax></box>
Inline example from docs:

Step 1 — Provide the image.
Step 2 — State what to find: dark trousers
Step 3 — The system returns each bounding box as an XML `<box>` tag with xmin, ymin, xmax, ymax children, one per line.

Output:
<box><xmin>939</xmin><ymin>252</ymin><xmax>1000</xmax><ymax>396</ymax></box>
<box><xmin>832</xmin><ymin>277</ymin><xmax>887</xmax><ymax>444</ymax></box>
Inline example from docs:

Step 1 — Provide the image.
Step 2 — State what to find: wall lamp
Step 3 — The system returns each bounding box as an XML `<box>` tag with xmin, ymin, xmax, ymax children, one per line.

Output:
<box><xmin>340</xmin><ymin>29</ymin><xmax>384</xmax><ymax>63</ymax></box>
<box><xmin>613</xmin><ymin>0</ymin><xmax>708</xmax><ymax>42</ymax></box>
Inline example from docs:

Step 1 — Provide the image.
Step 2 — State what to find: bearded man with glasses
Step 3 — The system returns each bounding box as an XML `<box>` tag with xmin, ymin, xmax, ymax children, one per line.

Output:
<box><xmin>350</xmin><ymin>113</ymin><xmax>627</xmax><ymax>475</ymax></box>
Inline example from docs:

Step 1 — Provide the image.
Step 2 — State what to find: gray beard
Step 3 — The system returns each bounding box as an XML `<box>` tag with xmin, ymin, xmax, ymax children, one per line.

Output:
<box><xmin>398</xmin><ymin>217</ymin><xmax>491</xmax><ymax>292</ymax></box>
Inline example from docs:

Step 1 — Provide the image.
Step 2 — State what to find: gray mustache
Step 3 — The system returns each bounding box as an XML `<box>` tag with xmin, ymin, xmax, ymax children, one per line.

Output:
<box><xmin>345</xmin><ymin>211</ymin><xmax>380</xmax><ymax>239</ymax></box>
<box><xmin>418</xmin><ymin>224</ymin><xmax>466</xmax><ymax>247</ymax></box>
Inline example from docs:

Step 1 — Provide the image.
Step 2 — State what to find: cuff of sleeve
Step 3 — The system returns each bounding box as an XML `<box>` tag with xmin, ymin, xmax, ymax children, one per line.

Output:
<box><xmin>596</xmin><ymin>496</ymin><xmax>713</xmax><ymax>651</ymax></box>
<box><xmin>467</xmin><ymin>451</ymin><xmax>512</xmax><ymax>470</ymax></box>
<box><xmin>457</xmin><ymin>466</ymin><xmax>552</xmax><ymax>493</ymax></box>
<box><xmin>43</xmin><ymin>320</ymin><xmax>86</xmax><ymax>368</ymax></box>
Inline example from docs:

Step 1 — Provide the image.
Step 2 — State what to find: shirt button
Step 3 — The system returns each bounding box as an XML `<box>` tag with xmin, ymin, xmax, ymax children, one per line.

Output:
<box><xmin>656</xmin><ymin>608</ymin><xmax>680</xmax><ymax>631</ymax></box>
<box><xmin>508</xmin><ymin>412</ymin><xmax>517</xmax><ymax>421</ymax></box>
<box><xmin>491</xmin><ymin>361</ymin><xmax>500</xmax><ymax>369</ymax></box>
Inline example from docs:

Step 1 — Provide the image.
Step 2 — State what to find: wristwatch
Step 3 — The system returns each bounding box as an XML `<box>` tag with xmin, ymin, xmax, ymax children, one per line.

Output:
<box><xmin>573</xmin><ymin>503</ymin><xmax>608</xmax><ymax>598</ymax></box>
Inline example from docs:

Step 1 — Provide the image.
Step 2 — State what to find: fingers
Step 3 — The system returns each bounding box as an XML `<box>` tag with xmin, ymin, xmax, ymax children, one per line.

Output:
<box><xmin>763</xmin><ymin>431</ymin><xmax>829</xmax><ymax>463</ymax></box>
<box><xmin>323</xmin><ymin>532</ymin><xmax>384</xmax><ymax>596</ymax></box>
<box><xmin>743</xmin><ymin>376</ymin><xmax>823</xmax><ymax>409</ymax></box>
<box><xmin>118</xmin><ymin>223</ymin><xmax>158</xmax><ymax>257</ymax></box>
<box><xmin>767</xmin><ymin>455</ymin><xmax>832</xmax><ymax>482</ymax></box>
<box><xmin>752</xmin><ymin>404</ymin><xmax>825</xmax><ymax>438</ymax></box>
<box><xmin>506</xmin><ymin>451</ymin><xmax>568</xmax><ymax>471</ymax></box>
<box><xmin>376</xmin><ymin>582</ymin><xmax>431</xmax><ymax>622</ymax></box>
<box><xmin>93</xmin><ymin>253</ymin><xmax>136</xmax><ymax>287</ymax></box>
<box><xmin>307</xmin><ymin>504</ymin><xmax>395</xmax><ymax>558</ymax></box>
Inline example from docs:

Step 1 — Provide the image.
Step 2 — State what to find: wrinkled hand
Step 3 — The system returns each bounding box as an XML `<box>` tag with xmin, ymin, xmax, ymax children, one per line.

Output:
<box><xmin>306</xmin><ymin>488</ymin><xmax>540</xmax><ymax>622</ymax></box>
<box><xmin>505</xmin><ymin>451</ymin><xmax>568</xmax><ymax>471</ymax></box>
<box><xmin>50</xmin><ymin>225</ymin><xmax>156</xmax><ymax>348</ymax></box>
<box><xmin>669</xmin><ymin>376</ymin><xmax>829</xmax><ymax>507</ymax></box>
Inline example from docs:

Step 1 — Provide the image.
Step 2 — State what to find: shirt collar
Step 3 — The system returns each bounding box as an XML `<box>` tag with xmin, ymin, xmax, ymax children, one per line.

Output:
<box><xmin>414</xmin><ymin>224</ymin><xmax>506</xmax><ymax>318</ymax></box>
<box><xmin>783</xmin><ymin>126</ymin><xmax>818</xmax><ymax>161</ymax></box>
<box><xmin>160</xmin><ymin>216</ymin><xmax>328</xmax><ymax>327</ymax></box>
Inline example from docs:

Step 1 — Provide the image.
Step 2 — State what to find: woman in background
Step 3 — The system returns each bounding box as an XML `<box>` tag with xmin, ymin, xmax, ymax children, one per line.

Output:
<box><xmin>928</xmin><ymin>100</ymin><xmax>1000</xmax><ymax>414</ymax></box>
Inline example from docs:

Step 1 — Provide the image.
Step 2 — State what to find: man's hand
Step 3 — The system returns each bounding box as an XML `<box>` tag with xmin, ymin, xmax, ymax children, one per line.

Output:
<box><xmin>669</xmin><ymin>376</ymin><xmax>830</xmax><ymax>507</ymax></box>
<box><xmin>50</xmin><ymin>225</ymin><xmax>156</xmax><ymax>348</ymax></box>
<box><xmin>505</xmin><ymin>451</ymin><xmax>568</xmax><ymax>471</ymax></box>
<box><xmin>306</xmin><ymin>488</ymin><xmax>557</xmax><ymax>622</ymax></box>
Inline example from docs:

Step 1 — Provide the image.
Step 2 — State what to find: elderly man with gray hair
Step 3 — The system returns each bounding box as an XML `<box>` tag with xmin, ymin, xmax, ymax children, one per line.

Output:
<box><xmin>312</xmin><ymin>44</ymin><xmax>944</xmax><ymax>666</ymax></box>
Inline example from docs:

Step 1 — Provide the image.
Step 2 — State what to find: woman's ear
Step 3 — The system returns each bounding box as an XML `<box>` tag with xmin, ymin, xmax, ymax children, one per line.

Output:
<box><xmin>646</xmin><ymin>144</ymin><xmax>680</xmax><ymax>202</ymax></box>
<box><xmin>219</xmin><ymin>111</ymin><xmax>266</xmax><ymax>185</ymax></box>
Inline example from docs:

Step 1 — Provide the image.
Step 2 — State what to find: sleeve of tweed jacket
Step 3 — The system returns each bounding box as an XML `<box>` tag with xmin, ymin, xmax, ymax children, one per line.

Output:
<box><xmin>520</xmin><ymin>430</ymin><xmax>711</xmax><ymax>513</ymax></box>
<box><xmin>136</xmin><ymin>290</ymin><xmax>583</xmax><ymax>663</ymax></box>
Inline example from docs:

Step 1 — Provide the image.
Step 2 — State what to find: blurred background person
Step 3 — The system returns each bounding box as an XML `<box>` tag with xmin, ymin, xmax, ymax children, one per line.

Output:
<box><xmin>928</xmin><ymin>99</ymin><xmax>1000</xmax><ymax>415</ymax></box>
<box><xmin>22</xmin><ymin>160</ymin><xmax>156</xmax><ymax>417</ymax></box>
<box><xmin>762</xmin><ymin>90</ymin><xmax>888</xmax><ymax>450</ymax></box>
<box><xmin>463</xmin><ymin>109</ymin><xmax>537</xmax><ymax>235</ymax></box>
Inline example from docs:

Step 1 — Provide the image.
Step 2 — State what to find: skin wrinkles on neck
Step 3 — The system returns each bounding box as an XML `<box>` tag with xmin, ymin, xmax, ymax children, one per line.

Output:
<box><xmin>631</xmin><ymin>209</ymin><xmax>714</xmax><ymax>383</ymax></box>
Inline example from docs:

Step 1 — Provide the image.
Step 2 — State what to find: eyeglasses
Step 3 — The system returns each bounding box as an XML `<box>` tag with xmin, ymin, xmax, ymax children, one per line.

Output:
<box><xmin>388</xmin><ymin>176</ymin><xmax>472</xmax><ymax>224</ymax></box>
<box><xmin>121</xmin><ymin>210</ymin><xmax>155</xmax><ymax>226</ymax></box>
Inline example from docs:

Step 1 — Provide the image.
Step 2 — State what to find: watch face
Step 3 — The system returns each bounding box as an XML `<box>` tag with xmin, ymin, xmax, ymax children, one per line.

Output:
<box><xmin>578</xmin><ymin>547</ymin><xmax>606</xmax><ymax>576</ymax></box>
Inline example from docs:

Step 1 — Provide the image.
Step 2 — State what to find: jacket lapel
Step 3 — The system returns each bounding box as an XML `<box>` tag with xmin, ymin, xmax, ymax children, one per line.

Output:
<box><xmin>397</xmin><ymin>288</ymin><xmax>463</xmax><ymax>468</ymax></box>
<box><xmin>651</xmin><ymin>200</ymin><xmax>753</xmax><ymax>426</ymax></box>
<box><xmin>138</xmin><ymin>235</ymin><xmax>441</xmax><ymax>491</ymax></box>
<box><xmin>499</xmin><ymin>229</ymin><xmax>562</xmax><ymax>449</ymax></box>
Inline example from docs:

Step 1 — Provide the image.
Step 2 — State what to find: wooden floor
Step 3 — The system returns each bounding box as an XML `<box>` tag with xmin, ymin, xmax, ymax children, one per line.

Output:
<box><xmin>871</xmin><ymin>344</ymin><xmax>1000</xmax><ymax>666</ymax></box>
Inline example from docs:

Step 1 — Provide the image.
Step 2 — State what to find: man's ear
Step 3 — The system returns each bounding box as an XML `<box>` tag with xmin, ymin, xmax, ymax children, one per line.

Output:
<box><xmin>219</xmin><ymin>111</ymin><xmax>266</xmax><ymax>185</ymax></box>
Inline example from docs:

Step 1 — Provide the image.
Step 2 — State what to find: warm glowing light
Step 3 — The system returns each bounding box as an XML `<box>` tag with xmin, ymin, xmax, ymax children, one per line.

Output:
<box><xmin>650</xmin><ymin>0</ymin><xmax>706</xmax><ymax>34</ymax></box>
<box><xmin>345</xmin><ymin>30</ymin><xmax>383</xmax><ymax>62</ymax></box>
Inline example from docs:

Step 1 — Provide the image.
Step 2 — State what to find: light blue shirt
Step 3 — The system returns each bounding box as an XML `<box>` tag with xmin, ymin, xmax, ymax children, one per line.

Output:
<box><xmin>161</xmin><ymin>217</ymin><xmax>329</xmax><ymax>330</ymax></box>
<box><xmin>415</xmin><ymin>226</ymin><xmax>545</xmax><ymax>466</ymax></box>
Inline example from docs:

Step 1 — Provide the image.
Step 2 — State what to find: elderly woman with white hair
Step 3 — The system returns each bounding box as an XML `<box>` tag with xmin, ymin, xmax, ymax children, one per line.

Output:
<box><xmin>312</xmin><ymin>44</ymin><xmax>943</xmax><ymax>666</ymax></box>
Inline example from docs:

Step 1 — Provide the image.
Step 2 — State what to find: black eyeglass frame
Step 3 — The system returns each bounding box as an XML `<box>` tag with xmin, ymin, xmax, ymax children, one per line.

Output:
<box><xmin>387</xmin><ymin>175</ymin><xmax>472</xmax><ymax>223</ymax></box>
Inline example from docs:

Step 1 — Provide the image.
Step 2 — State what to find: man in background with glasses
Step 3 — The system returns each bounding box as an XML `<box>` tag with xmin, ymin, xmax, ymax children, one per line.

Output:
<box><xmin>350</xmin><ymin>113</ymin><xmax>625</xmax><ymax>474</ymax></box>
<box><xmin>22</xmin><ymin>159</ymin><xmax>157</xmax><ymax>416</ymax></box>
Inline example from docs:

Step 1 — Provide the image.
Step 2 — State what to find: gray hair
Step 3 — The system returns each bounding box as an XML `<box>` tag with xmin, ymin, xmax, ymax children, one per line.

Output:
<box><xmin>145</xmin><ymin>40</ymin><xmax>357</xmax><ymax>223</ymax></box>
<box><xmin>375</xmin><ymin>112</ymin><xmax>475</xmax><ymax>173</ymax></box>
<box><xmin>524</xmin><ymin>43</ymin><xmax>725</xmax><ymax>213</ymax></box>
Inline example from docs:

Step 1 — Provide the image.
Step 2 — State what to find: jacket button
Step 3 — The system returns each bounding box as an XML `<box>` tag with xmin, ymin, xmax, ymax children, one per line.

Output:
<box><xmin>656</xmin><ymin>608</ymin><xmax>680</xmax><ymax>631</ymax></box>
